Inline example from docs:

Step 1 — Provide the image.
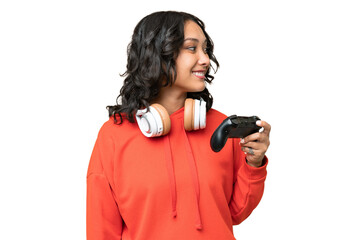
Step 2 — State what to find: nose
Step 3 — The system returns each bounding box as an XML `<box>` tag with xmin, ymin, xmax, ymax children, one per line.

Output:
<box><xmin>198</xmin><ymin>50</ymin><xmax>210</xmax><ymax>69</ymax></box>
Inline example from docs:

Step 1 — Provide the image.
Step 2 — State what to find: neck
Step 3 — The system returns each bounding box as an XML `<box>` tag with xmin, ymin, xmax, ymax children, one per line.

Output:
<box><xmin>151</xmin><ymin>86</ymin><xmax>187</xmax><ymax>116</ymax></box>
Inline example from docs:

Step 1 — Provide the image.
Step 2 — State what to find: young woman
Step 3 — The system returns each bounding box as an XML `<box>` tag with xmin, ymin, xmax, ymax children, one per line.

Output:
<box><xmin>87</xmin><ymin>11</ymin><xmax>271</xmax><ymax>240</ymax></box>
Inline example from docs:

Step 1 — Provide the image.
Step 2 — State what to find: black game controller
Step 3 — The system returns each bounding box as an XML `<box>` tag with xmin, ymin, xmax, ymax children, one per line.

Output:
<box><xmin>210</xmin><ymin>115</ymin><xmax>262</xmax><ymax>152</ymax></box>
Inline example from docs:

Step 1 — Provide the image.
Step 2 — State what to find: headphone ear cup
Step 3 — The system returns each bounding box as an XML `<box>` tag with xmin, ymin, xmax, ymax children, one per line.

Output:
<box><xmin>151</xmin><ymin>104</ymin><xmax>171</xmax><ymax>135</ymax></box>
<box><xmin>184</xmin><ymin>98</ymin><xmax>194</xmax><ymax>131</ymax></box>
<box><xmin>199</xmin><ymin>99</ymin><xmax>206</xmax><ymax>129</ymax></box>
<box><xmin>193</xmin><ymin>99</ymin><xmax>200</xmax><ymax>130</ymax></box>
<box><xmin>136</xmin><ymin>107</ymin><xmax>159</xmax><ymax>137</ymax></box>
<box><xmin>136</xmin><ymin>104</ymin><xmax>171</xmax><ymax>137</ymax></box>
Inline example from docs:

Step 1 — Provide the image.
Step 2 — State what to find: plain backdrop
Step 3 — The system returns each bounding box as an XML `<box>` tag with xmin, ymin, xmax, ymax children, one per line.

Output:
<box><xmin>1</xmin><ymin>0</ymin><xmax>359</xmax><ymax>239</ymax></box>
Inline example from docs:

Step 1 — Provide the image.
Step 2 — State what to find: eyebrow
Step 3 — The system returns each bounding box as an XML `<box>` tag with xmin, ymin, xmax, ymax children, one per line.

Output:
<box><xmin>184</xmin><ymin>38</ymin><xmax>207</xmax><ymax>44</ymax></box>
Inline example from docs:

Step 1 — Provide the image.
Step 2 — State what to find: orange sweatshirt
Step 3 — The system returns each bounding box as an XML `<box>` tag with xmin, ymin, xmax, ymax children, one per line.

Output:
<box><xmin>87</xmin><ymin>107</ymin><xmax>267</xmax><ymax>240</ymax></box>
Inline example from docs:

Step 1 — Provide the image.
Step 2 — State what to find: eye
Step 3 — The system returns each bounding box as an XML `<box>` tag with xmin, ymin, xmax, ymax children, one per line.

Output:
<box><xmin>203</xmin><ymin>47</ymin><xmax>210</xmax><ymax>54</ymax></box>
<box><xmin>204</xmin><ymin>45</ymin><xmax>211</xmax><ymax>53</ymax></box>
<box><xmin>187</xmin><ymin>46</ymin><xmax>196</xmax><ymax>51</ymax></box>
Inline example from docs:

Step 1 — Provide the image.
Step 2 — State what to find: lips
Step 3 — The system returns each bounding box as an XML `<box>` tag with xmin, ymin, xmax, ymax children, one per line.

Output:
<box><xmin>192</xmin><ymin>71</ymin><xmax>205</xmax><ymax>79</ymax></box>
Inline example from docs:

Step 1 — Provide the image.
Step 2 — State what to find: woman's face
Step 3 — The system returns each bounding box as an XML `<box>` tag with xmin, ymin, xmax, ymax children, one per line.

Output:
<box><xmin>173</xmin><ymin>20</ymin><xmax>210</xmax><ymax>93</ymax></box>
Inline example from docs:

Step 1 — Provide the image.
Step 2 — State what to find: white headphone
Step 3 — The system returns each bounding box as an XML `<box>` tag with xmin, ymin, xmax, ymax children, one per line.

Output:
<box><xmin>136</xmin><ymin>98</ymin><xmax>207</xmax><ymax>137</ymax></box>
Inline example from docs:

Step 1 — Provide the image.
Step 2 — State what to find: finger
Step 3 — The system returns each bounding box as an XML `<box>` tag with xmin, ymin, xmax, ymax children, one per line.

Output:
<box><xmin>241</xmin><ymin>146</ymin><xmax>257</xmax><ymax>155</ymax></box>
<box><xmin>257</xmin><ymin>120</ymin><xmax>271</xmax><ymax>136</ymax></box>
<box><xmin>243</xmin><ymin>132</ymin><xmax>265</xmax><ymax>143</ymax></box>
<box><xmin>242</xmin><ymin>143</ymin><xmax>269</xmax><ymax>158</ymax></box>
<box><xmin>241</xmin><ymin>141</ymin><xmax>263</xmax><ymax>150</ymax></box>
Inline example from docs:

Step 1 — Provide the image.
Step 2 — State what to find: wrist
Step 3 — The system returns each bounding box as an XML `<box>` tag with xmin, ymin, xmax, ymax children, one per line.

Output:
<box><xmin>246</xmin><ymin>157</ymin><xmax>264</xmax><ymax>168</ymax></box>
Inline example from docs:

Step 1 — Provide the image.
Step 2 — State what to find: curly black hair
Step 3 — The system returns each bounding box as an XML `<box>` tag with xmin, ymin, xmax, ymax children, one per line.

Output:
<box><xmin>106</xmin><ymin>11</ymin><xmax>219</xmax><ymax>124</ymax></box>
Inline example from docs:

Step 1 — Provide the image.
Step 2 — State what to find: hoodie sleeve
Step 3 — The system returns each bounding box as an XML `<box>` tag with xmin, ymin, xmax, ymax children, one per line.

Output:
<box><xmin>86</xmin><ymin>123</ymin><xmax>123</xmax><ymax>240</ymax></box>
<box><xmin>229</xmin><ymin>138</ymin><xmax>268</xmax><ymax>225</ymax></box>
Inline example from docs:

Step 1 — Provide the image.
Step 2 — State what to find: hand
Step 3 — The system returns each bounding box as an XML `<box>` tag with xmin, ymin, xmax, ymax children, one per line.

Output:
<box><xmin>240</xmin><ymin>120</ymin><xmax>271</xmax><ymax>167</ymax></box>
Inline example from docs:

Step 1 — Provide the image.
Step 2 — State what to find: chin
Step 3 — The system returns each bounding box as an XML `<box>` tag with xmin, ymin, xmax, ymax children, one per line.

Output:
<box><xmin>189</xmin><ymin>84</ymin><xmax>206</xmax><ymax>93</ymax></box>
